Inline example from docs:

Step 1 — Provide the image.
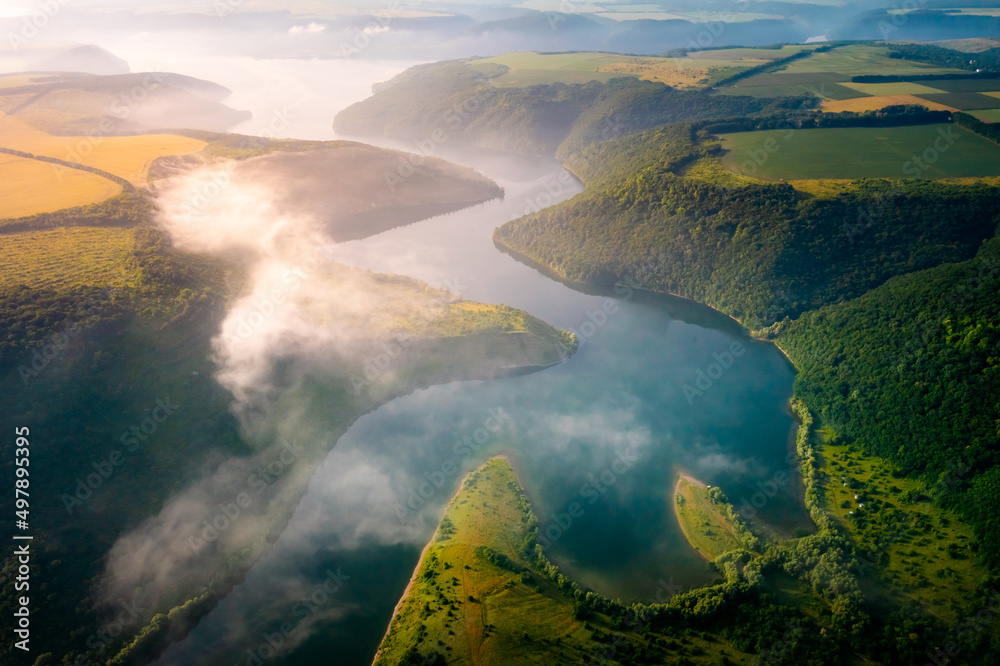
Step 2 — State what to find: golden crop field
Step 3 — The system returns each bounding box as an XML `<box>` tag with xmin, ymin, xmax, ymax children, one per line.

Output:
<box><xmin>0</xmin><ymin>153</ymin><xmax>121</xmax><ymax>219</ymax></box>
<box><xmin>821</xmin><ymin>93</ymin><xmax>958</xmax><ymax>113</ymax></box>
<box><xmin>0</xmin><ymin>226</ymin><xmax>135</xmax><ymax>290</ymax></box>
<box><xmin>0</xmin><ymin>111</ymin><xmax>206</xmax><ymax>185</ymax></box>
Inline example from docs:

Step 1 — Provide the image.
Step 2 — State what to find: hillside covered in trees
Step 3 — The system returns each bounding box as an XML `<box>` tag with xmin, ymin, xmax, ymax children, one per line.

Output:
<box><xmin>333</xmin><ymin>59</ymin><xmax>810</xmax><ymax>158</ymax></box>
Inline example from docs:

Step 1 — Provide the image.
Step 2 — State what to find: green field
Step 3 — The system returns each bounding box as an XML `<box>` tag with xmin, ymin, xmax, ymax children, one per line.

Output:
<box><xmin>374</xmin><ymin>458</ymin><xmax>753</xmax><ymax>665</ymax></box>
<box><xmin>841</xmin><ymin>81</ymin><xmax>949</xmax><ymax>95</ymax></box>
<box><xmin>971</xmin><ymin>108</ymin><xmax>1000</xmax><ymax>122</ymax></box>
<box><xmin>720</xmin><ymin>124</ymin><xmax>1000</xmax><ymax>180</ymax></box>
<box><xmin>916</xmin><ymin>91</ymin><xmax>1000</xmax><ymax>110</ymax></box>
<box><xmin>816</xmin><ymin>431</ymin><xmax>988</xmax><ymax>623</ymax></box>
<box><xmin>469</xmin><ymin>51</ymin><xmax>755</xmax><ymax>89</ymax></box>
<box><xmin>690</xmin><ymin>45</ymin><xmax>812</xmax><ymax>60</ymax></box>
<box><xmin>722</xmin><ymin>45</ymin><xmax>968</xmax><ymax>95</ymax></box>
<box><xmin>673</xmin><ymin>474</ymin><xmax>741</xmax><ymax>561</ymax></box>
<box><xmin>718</xmin><ymin>81</ymin><xmax>866</xmax><ymax>99</ymax></box>
<box><xmin>779</xmin><ymin>45</ymin><xmax>965</xmax><ymax>77</ymax></box>
<box><xmin>930</xmin><ymin>78</ymin><xmax>1000</xmax><ymax>93</ymax></box>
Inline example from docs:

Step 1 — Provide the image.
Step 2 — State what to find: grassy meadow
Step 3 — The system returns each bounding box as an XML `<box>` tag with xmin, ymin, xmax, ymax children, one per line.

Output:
<box><xmin>673</xmin><ymin>474</ymin><xmax>741</xmax><ymax>561</ymax></box>
<box><xmin>375</xmin><ymin>458</ymin><xmax>752</xmax><ymax>665</ymax></box>
<box><xmin>719</xmin><ymin>124</ymin><xmax>1000</xmax><ymax>180</ymax></box>
<box><xmin>816</xmin><ymin>430</ymin><xmax>989</xmax><ymax>623</ymax></box>
<box><xmin>468</xmin><ymin>50</ymin><xmax>764</xmax><ymax>89</ymax></box>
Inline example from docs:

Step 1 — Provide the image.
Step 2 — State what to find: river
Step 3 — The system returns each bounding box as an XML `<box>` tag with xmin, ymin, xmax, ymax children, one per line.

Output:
<box><xmin>150</xmin><ymin>58</ymin><xmax>808</xmax><ymax>666</ymax></box>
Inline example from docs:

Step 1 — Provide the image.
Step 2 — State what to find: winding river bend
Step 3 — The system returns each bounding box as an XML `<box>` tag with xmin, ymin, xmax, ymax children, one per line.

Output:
<box><xmin>152</xmin><ymin>64</ymin><xmax>809</xmax><ymax>666</ymax></box>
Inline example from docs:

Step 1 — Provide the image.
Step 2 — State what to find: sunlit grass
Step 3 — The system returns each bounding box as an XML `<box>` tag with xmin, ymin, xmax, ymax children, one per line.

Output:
<box><xmin>816</xmin><ymin>432</ymin><xmax>988</xmax><ymax>623</ymax></box>
<box><xmin>0</xmin><ymin>226</ymin><xmax>134</xmax><ymax>290</ymax></box>
<box><xmin>674</xmin><ymin>474</ymin><xmax>741</xmax><ymax>561</ymax></box>
<box><xmin>0</xmin><ymin>111</ymin><xmax>205</xmax><ymax>184</ymax></box>
<box><xmin>0</xmin><ymin>153</ymin><xmax>121</xmax><ymax>218</ymax></box>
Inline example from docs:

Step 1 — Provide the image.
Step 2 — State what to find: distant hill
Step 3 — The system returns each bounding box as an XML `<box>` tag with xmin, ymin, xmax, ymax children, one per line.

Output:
<box><xmin>38</xmin><ymin>44</ymin><xmax>130</xmax><ymax>75</ymax></box>
<box><xmin>0</xmin><ymin>70</ymin><xmax>250</xmax><ymax>135</ymax></box>
<box><xmin>333</xmin><ymin>57</ymin><xmax>801</xmax><ymax>157</ymax></box>
<box><xmin>0</xmin><ymin>43</ymin><xmax>130</xmax><ymax>75</ymax></box>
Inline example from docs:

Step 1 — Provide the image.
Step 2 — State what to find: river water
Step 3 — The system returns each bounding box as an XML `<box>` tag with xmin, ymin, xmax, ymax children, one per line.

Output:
<box><xmin>151</xmin><ymin>59</ymin><xmax>808</xmax><ymax>666</ymax></box>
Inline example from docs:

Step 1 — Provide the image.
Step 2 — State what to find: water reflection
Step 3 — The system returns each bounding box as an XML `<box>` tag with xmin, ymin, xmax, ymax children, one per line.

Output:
<box><xmin>156</xmin><ymin>148</ymin><xmax>806</xmax><ymax>666</ymax></box>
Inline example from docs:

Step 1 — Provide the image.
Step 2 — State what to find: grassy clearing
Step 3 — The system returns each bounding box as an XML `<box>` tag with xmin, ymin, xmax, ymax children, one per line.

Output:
<box><xmin>816</xmin><ymin>431</ymin><xmax>989</xmax><ymax>623</ymax></box>
<box><xmin>719</xmin><ymin>124</ymin><xmax>1000</xmax><ymax>179</ymax></box>
<box><xmin>0</xmin><ymin>226</ymin><xmax>134</xmax><ymax>290</ymax></box>
<box><xmin>821</xmin><ymin>93</ymin><xmax>959</xmax><ymax>113</ymax></box>
<box><xmin>0</xmin><ymin>153</ymin><xmax>121</xmax><ymax>218</ymax></box>
<box><xmin>779</xmin><ymin>45</ymin><xmax>965</xmax><ymax>77</ymax></box>
<box><xmin>680</xmin><ymin>155</ymin><xmax>759</xmax><ymax>187</ymax></box>
<box><xmin>375</xmin><ymin>458</ymin><xmax>751</xmax><ymax>665</ymax></box>
<box><xmin>673</xmin><ymin>474</ymin><xmax>741</xmax><ymax>561</ymax></box>
<box><xmin>0</xmin><ymin>112</ymin><xmax>205</xmax><ymax>184</ymax></box>
<box><xmin>469</xmin><ymin>51</ymin><xmax>754</xmax><ymax>89</ymax></box>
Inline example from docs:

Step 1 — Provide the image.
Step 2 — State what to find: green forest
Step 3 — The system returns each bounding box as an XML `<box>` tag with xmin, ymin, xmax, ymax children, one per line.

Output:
<box><xmin>334</xmin><ymin>59</ymin><xmax>810</xmax><ymax>158</ymax></box>
<box><xmin>488</xmin><ymin>82</ymin><xmax>1000</xmax><ymax>662</ymax></box>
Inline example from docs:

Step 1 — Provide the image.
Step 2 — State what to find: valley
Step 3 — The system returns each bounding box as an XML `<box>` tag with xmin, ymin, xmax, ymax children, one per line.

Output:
<box><xmin>1</xmin><ymin>10</ymin><xmax>999</xmax><ymax>665</ymax></box>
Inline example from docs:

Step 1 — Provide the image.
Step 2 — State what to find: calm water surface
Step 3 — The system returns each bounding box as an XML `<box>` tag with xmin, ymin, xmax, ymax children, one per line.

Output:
<box><xmin>154</xmin><ymin>67</ymin><xmax>808</xmax><ymax>666</ymax></box>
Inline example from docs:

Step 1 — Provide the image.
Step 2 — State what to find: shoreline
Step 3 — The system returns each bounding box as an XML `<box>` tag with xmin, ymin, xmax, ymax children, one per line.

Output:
<box><xmin>672</xmin><ymin>472</ymin><xmax>714</xmax><ymax>562</ymax></box>
<box><xmin>492</xmin><ymin>234</ymin><xmax>800</xmax><ymax>375</ymax></box>
<box><xmin>369</xmin><ymin>454</ymin><xmax>514</xmax><ymax>665</ymax></box>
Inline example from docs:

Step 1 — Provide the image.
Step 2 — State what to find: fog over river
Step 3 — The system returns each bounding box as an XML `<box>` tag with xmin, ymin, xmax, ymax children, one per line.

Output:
<box><xmin>136</xmin><ymin>56</ymin><xmax>809</xmax><ymax>666</ymax></box>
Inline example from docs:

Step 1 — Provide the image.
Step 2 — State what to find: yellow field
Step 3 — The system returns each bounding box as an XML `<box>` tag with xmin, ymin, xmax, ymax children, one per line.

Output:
<box><xmin>0</xmin><ymin>112</ymin><xmax>206</xmax><ymax>185</ymax></box>
<box><xmin>821</xmin><ymin>93</ymin><xmax>957</xmax><ymax>113</ymax></box>
<box><xmin>0</xmin><ymin>226</ymin><xmax>135</xmax><ymax>290</ymax></box>
<box><xmin>0</xmin><ymin>153</ymin><xmax>121</xmax><ymax>219</ymax></box>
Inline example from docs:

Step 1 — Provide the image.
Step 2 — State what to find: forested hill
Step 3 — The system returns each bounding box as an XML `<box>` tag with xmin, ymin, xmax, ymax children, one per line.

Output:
<box><xmin>777</xmin><ymin>235</ymin><xmax>1000</xmax><ymax>570</ymax></box>
<box><xmin>492</xmin><ymin>117</ymin><xmax>1000</xmax><ymax>589</ymax></box>
<box><xmin>333</xmin><ymin>59</ymin><xmax>805</xmax><ymax>158</ymax></box>
<box><xmin>496</xmin><ymin>124</ymin><xmax>1000</xmax><ymax>329</ymax></box>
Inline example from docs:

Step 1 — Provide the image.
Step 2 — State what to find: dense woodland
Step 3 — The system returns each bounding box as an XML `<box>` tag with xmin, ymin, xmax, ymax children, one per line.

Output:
<box><xmin>778</xmin><ymin>237</ymin><xmax>1000</xmax><ymax>569</ymax></box>
<box><xmin>334</xmin><ymin>60</ymin><xmax>810</xmax><ymax>158</ymax></box>
<box><xmin>5</xmin><ymin>39</ymin><xmax>1000</xmax><ymax>664</ymax></box>
<box><xmin>497</xmin><ymin>123</ymin><xmax>1000</xmax><ymax>328</ymax></box>
<box><xmin>491</xmin><ymin>102</ymin><xmax>1000</xmax><ymax>662</ymax></box>
<box><xmin>954</xmin><ymin>111</ymin><xmax>1000</xmax><ymax>145</ymax></box>
<box><xmin>0</xmin><ymin>193</ymin><xmax>246</xmax><ymax>665</ymax></box>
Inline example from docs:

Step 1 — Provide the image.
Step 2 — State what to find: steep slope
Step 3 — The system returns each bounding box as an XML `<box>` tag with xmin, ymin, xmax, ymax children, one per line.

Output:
<box><xmin>0</xmin><ymin>137</ymin><xmax>571</xmax><ymax>666</ymax></box>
